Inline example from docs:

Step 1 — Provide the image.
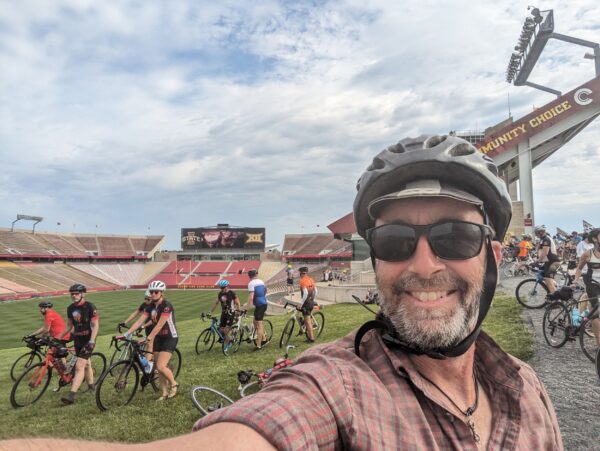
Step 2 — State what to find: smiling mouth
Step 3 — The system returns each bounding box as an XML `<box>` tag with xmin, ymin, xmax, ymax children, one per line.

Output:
<box><xmin>406</xmin><ymin>290</ymin><xmax>457</xmax><ymax>302</ymax></box>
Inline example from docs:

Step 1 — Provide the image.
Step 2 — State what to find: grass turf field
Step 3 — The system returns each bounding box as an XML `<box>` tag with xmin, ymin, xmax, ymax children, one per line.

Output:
<box><xmin>0</xmin><ymin>290</ymin><xmax>532</xmax><ymax>443</ymax></box>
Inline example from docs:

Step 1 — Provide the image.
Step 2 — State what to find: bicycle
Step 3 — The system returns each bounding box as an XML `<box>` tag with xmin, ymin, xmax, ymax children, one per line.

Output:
<box><xmin>95</xmin><ymin>335</ymin><xmax>181</xmax><ymax>411</ymax></box>
<box><xmin>10</xmin><ymin>335</ymin><xmax>47</xmax><ymax>382</ymax></box>
<box><xmin>191</xmin><ymin>345</ymin><xmax>295</xmax><ymax>415</ymax></box>
<box><xmin>542</xmin><ymin>292</ymin><xmax>599</xmax><ymax>362</ymax></box>
<box><xmin>10</xmin><ymin>337</ymin><xmax>106</xmax><ymax>408</ymax></box>
<box><xmin>279</xmin><ymin>302</ymin><xmax>325</xmax><ymax>348</ymax></box>
<box><xmin>108</xmin><ymin>324</ymin><xmax>145</xmax><ymax>368</ymax></box>
<box><xmin>195</xmin><ymin>313</ymin><xmax>230</xmax><ymax>355</ymax></box>
<box><xmin>237</xmin><ymin>309</ymin><xmax>273</xmax><ymax>349</ymax></box>
<box><xmin>515</xmin><ymin>265</ymin><xmax>550</xmax><ymax>309</ymax></box>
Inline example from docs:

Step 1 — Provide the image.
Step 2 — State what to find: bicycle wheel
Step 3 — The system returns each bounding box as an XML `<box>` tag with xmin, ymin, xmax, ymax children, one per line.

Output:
<box><xmin>95</xmin><ymin>360</ymin><xmax>139</xmax><ymax>411</ymax></box>
<box><xmin>10</xmin><ymin>351</ymin><xmax>42</xmax><ymax>382</ymax></box>
<box><xmin>502</xmin><ymin>263</ymin><xmax>515</xmax><ymax>278</ymax></box>
<box><xmin>169</xmin><ymin>348</ymin><xmax>182</xmax><ymax>379</ymax></box>
<box><xmin>579</xmin><ymin>318</ymin><xmax>598</xmax><ymax>362</ymax></box>
<box><xmin>263</xmin><ymin>320</ymin><xmax>273</xmax><ymax>344</ymax></box>
<box><xmin>515</xmin><ymin>279</ymin><xmax>549</xmax><ymax>309</ymax></box>
<box><xmin>240</xmin><ymin>381</ymin><xmax>262</xmax><ymax>397</ymax></box>
<box><xmin>10</xmin><ymin>362</ymin><xmax>52</xmax><ymax>408</ymax></box>
<box><xmin>309</xmin><ymin>311</ymin><xmax>325</xmax><ymax>339</ymax></box>
<box><xmin>222</xmin><ymin>326</ymin><xmax>242</xmax><ymax>356</ymax></box>
<box><xmin>279</xmin><ymin>318</ymin><xmax>295</xmax><ymax>348</ymax></box>
<box><xmin>195</xmin><ymin>329</ymin><xmax>215</xmax><ymax>354</ymax></box>
<box><xmin>542</xmin><ymin>302</ymin><xmax>570</xmax><ymax>348</ymax></box>
<box><xmin>90</xmin><ymin>352</ymin><xmax>107</xmax><ymax>379</ymax></box>
<box><xmin>191</xmin><ymin>386</ymin><xmax>234</xmax><ymax>415</ymax></box>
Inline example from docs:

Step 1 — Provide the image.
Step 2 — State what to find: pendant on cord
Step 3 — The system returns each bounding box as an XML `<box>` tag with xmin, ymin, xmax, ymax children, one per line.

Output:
<box><xmin>466</xmin><ymin>417</ymin><xmax>481</xmax><ymax>444</ymax></box>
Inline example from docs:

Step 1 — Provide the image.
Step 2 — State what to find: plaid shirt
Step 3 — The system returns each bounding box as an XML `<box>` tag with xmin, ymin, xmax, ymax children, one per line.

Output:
<box><xmin>193</xmin><ymin>330</ymin><xmax>562</xmax><ymax>450</ymax></box>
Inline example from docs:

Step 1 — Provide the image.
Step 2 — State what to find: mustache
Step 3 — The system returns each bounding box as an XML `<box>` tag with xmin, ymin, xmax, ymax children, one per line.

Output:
<box><xmin>390</xmin><ymin>272</ymin><xmax>469</xmax><ymax>297</ymax></box>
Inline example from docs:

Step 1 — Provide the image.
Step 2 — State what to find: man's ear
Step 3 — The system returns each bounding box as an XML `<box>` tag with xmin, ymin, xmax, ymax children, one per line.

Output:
<box><xmin>491</xmin><ymin>241</ymin><xmax>503</xmax><ymax>266</ymax></box>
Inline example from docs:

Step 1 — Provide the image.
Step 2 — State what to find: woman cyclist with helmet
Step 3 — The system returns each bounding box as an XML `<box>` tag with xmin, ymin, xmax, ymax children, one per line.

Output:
<box><xmin>210</xmin><ymin>280</ymin><xmax>240</xmax><ymax>339</ymax></box>
<box><xmin>125</xmin><ymin>280</ymin><xmax>178</xmax><ymax>399</ymax></box>
<box><xmin>120</xmin><ymin>290</ymin><xmax>156</xmax><ymax>369</ymax></box>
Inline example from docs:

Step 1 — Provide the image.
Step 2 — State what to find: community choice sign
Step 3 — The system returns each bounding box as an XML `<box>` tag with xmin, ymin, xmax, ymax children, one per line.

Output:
<box><xmin>476</xmin><ymin>75</ymin><xmax>600</xmax><ymax>158</ymax></box>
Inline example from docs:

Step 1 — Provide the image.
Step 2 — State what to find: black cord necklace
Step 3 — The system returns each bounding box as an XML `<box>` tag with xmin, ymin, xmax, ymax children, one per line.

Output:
<box><xmin>419</xmin><ymin>371</ymin><xmax>481</xmax><ymax>444</ymax></box>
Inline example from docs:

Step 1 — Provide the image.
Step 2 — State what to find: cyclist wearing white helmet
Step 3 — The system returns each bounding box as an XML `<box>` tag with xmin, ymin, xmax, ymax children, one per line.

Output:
<box><xmin>127</xmin><ymin>280</ymin><xmax>178</xmax><ymax>399</ymax></box>
<box><xmin>534</xmin><ymin>225</ymin><xmax>560</xmax><ymax>294</ymax></box>
<box><xmin>210</xmin><ymin>280</ymin><xmax>240</xmax><ymax>338</ymax></box>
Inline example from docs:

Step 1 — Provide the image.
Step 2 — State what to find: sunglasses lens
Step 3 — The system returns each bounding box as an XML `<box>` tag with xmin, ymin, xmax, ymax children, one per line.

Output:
<box><xmin>429</xmin><ymin>222</ymin><xmax>484</xmax><ymax>259</ymax></box>
<box><xmin>369</xmin><ymin>224</ymin><xmax>417</xmax><ymax>261</ymax></box>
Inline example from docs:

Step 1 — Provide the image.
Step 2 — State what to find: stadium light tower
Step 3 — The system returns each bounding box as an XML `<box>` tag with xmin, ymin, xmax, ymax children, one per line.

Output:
<box><xmin>506</xmin><ymin>7</ymin><xmax>600</xmax><ymax>96</ymax></box>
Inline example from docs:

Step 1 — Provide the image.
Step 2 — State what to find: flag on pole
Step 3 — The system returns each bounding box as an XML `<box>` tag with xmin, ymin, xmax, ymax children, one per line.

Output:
<box><xmin>583</xmin><ymin>220</ymin><xmax>594</xmax><ymax>232</ymax></box>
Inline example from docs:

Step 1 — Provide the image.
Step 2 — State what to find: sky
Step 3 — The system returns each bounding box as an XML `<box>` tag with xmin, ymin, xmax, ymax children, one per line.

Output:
<box><xmin>1</xmin><ymin>0</ymin><xmax>600</xmax><ymax>250</ymax></box>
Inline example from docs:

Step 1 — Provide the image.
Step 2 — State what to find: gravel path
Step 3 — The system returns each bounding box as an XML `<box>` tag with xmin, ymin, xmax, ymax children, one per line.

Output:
<box><xmin>497</xmin><ymin>276</ymin><xmax>600</xmax><ymax>451</ymax></box>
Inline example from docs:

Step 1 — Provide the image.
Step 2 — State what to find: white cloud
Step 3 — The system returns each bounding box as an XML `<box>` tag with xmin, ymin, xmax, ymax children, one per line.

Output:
<box><xmin>1</xmin><ymin>0</ymin><xmax>599</xmax><ymax>246</ymax></box>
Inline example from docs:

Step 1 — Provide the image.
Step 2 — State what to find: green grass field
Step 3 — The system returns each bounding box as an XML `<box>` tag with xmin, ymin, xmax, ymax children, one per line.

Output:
<box><xmin>0</xmin><ymin>290</ymin><xmax>533</xmax><ymax>443</ymax></box>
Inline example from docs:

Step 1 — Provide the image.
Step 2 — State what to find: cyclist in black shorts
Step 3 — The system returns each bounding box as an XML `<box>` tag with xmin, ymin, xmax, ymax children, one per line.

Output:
<box><xmin>534</xmin><ymin>225</ymin><xmax>560</xmax><ymax>294</ymax></box>
<box><xmin>210</xmin><ymin>280</ymin><xmax>240</xmax><ymax>339</ymax></box>
<box><xmin>58</xmin><ymin>284</ymin><xmax>99</xmax><ymax>405</ymax></box>
<box><xmin>131</xmin><ymin>280</ymin><xmax>179</xmax><ymax>399</ymax></box>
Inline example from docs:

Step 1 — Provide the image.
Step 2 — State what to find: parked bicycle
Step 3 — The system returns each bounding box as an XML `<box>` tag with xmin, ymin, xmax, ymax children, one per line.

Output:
<box><xmin>542</xmin><ymin>289</ymin><xmax>599</xmax><ymax>362</ymax></box>
<box><xmin>515</xmin><ymin>265</ymin><xmax>551</xmax><ymax>309</ymax></box>
<box><xmin>95</xmin><ymin>335</ymin><xmax>181</xmax><ymax>411</ymax></box>
<box><xmin>279</xmin><ymin>302</ymin><xmax>325</xmax><ymax>348</ymax></box>
<box><xmin>10</xmin><ymin>335</ymin><xmax>48</xmax><ymax>382</ymax></box>
<box><xmin>10</xmin><ymin>337</ymin><xmax>106</xmax><ymax>408</ymax></box>
<box><xmin>191</xmin><ymin>345</ymin><xmax>295</xmax><ymax>415</ymax></box>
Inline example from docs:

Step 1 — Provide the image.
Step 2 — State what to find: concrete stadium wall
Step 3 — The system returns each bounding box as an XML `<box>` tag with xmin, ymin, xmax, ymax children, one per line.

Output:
<box><xmin>317</xmin><ymin>284</ymin><xmax>376</xmax><ymax>304</ymax></box>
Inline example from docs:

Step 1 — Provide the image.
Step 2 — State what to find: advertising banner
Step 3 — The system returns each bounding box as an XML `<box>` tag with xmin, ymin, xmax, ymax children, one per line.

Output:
<box><xmin>181</xmin><ymin>227</ymin><xmax>265</xmax><ymax>250</ymax></box>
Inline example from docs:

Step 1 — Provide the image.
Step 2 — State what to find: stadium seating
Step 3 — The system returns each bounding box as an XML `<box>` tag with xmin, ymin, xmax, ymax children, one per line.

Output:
<box><xmin>282</xmin><ymin>233</ymin><xmax>350</xmax><ymax>257</ymax></box>
<box><xmin>227</xmin><ymin>260</ymin><xmax>260</xmax><ymax>274</ymax></box>
<box><xmin>0</xmin><ymin>276</ymin><xmax>34</xmax><ymax>294</ymax></box>
<box><xmin>184</xmin><ymin>275</ymin><xmax>220</xmax><ymax>286</ymax></box>
<box><xmin>71</xmin><ymin>263</ymin><xmax>146</xmax><ymax>287</ymax></box>
<box><xmin>0</xmin><ymin>229</ymin><xmax>164</xmax><ymax>258</ymax></box>
<box><xmin>196</xmin><ymin>261</ymin><xmax>230</xmax><ymax>274</ymax></box>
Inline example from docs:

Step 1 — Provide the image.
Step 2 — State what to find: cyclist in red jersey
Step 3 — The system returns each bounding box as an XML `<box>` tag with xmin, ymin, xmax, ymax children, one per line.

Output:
<box><xmin>29</xmin><ymin>300</ymin><xmax>71</xmax><ymax>342</ymax></box>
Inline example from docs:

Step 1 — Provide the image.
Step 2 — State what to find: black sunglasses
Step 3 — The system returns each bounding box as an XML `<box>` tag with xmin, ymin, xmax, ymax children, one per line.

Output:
<box><xmin>366</xmin><ymin>220</ymin><xmax>494</xmax><ymax>262</ymax></box>
<box><xmin>149</xmin><ymin>290</ymin><xmax>161</xmax><ymax>295</ymax></box>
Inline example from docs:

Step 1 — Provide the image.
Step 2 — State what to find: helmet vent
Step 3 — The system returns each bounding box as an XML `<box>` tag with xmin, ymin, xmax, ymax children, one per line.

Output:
<box><xmin>486</xmin><ymin>163</ymin><xmax>498</xmax><ymax>176</ymax></box>
<box><xmin>448</xmin><ymin>143</ymin><xmax>475</xmax><ymax>157</ymax></box>
<box><xmin>387</xmin><ymin>143</ymin><xmax>405</xmax><ymax>153</ymax></box>
<box><xmin>367</xmin><ymin>157</ymin><xmax>385</xmax><ymax>171</ymax></box>
<box><xmin>424</xmin><ymin>135</ymin><xmax>446</xmax><ymax>148</ymax></box>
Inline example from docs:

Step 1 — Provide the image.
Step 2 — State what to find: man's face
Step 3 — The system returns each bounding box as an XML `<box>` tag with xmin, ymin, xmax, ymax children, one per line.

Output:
<box><xmin>220</xmin><ymin>230</ymin><xmax>239</xmax><ymax>247</ymax></box>
<box><xmin>373</xmin><ymin>197</ymin><xmax>501</xmax><ymax>352</ymax></box>
<box><xmin>203</xmin><ymin>231</ymin><xmax>221</xmax><ymax>248</ymax></box>
<box><xmin>70</xmin><ymin>292</ymin><xmax>83</xmax><ymax>304</ymax></box>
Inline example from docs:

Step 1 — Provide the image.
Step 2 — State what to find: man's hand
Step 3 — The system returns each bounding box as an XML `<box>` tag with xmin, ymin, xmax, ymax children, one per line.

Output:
<box><xmin>84</xmin><ymin>341</ymin><xmax>96</xmax><ymax>353</ymax></box>
<box><xmin>118</xmin><ymin>322</ymin><xmax>127</xmax><ymax>328</ymax></box>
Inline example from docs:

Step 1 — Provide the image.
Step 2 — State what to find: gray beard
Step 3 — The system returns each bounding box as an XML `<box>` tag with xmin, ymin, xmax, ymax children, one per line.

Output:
<box><xmin>377</xmin><ymin>269</ymin><xmax>484</xmax><ymax>352</ymax></box>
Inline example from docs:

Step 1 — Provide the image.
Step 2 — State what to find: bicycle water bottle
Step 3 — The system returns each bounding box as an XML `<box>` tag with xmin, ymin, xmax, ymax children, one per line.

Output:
<box><xmin>138</xmin><ymin>355</ymin><xmax>152</xmax><ymax>374</ymax></box>
<box><xmin>571</xmin><ymin>308</ymin><xmax>581</xmax><ymax>327</ymax></box>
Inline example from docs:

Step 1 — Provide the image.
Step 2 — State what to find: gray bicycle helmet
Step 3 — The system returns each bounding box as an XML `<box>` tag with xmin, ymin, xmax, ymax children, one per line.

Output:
<box><xmin>354</xmin><ymin>134</ymin><xmax>511</xmax><ymax>240</ymax></box>
<box><xmin>352</xmin><ymin>134</ymin><xmax>512</xmax><ymax>359</ymax></box>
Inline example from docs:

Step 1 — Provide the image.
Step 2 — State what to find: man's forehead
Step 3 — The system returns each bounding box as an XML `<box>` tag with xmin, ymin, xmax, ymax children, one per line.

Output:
<box><xmin>375</xmin><ymin>196</ymin><xmax>483</xmax><ymax>224</ymax></box>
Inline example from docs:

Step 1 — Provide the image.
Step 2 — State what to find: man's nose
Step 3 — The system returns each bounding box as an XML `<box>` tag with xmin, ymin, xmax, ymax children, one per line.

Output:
<box><xmin>405</xmin><ymin>235</ymin><xmax>446</xmax><ymax>278</ymax></box>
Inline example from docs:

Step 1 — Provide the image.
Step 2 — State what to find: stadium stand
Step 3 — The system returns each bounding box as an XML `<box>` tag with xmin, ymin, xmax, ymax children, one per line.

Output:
<box><xmin>228</xmin><ymin>260</ymin><xmax>260</xmax><ymax>274</ymax></box>
<box><xmin>0</xmin><ymin>275</ymin><xmax>34</xmax><ymax>295</ymax></box>
<box><xmin>196</xmin><ymin>261</ymin><xmax>230</xmax><ymax>274</ymax></box>
<box><xmin>282</xmin><ymin>233</ymin><xmax>351</xmax><ymax>258</ymax></box>
<box><xmin>185</xmin><ymin>275</ymin><xmax>220</xmax><ymax>286</ymax></box>
<box><xmin>70</xmin><ymin>263</ymin><xmax>146</xmax><ymax>287</ymax></box>
<box><xmin>258</xmin><ymin>262</ymin><xmax>286</xmax><ymax>284</ymax></box>
<box><xmin>0</xmin><ymin>229</ymin><xmax>164</xmax><ymax>258</ymax></box>
<box><xmin>139</xmin><ymin>261</ymin><xmax>170</xmax><ymax>284</ymax></box>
